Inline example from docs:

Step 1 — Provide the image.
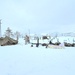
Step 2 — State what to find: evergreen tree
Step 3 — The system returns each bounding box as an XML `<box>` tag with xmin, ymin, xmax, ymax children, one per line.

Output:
<box><xmin>4</xmin><ymin>27</ymin><xmax>13</xmax><ymax>37</ymax></box>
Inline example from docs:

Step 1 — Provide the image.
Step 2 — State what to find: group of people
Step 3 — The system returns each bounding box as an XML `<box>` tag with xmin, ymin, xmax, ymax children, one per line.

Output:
<box><xmin>24</xmin><ymin>35</ymin><xmax>30</xmax><ymax>45</ymax></box>
<box><xmin>24</xmin><ymin>35</ymin><xmax>40</xmax><ymax>47</ymax></box>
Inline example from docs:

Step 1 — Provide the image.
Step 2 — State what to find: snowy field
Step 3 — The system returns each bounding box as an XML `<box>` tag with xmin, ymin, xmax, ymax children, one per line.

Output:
<box><xmin>0</xmin><ymin>37</ymin><xmax>75</xmax><ymax>75</ymax></box>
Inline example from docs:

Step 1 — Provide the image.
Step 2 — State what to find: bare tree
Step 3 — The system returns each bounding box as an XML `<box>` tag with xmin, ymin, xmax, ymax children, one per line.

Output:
<box><xmin>14</xmin><ymin>31</ymin><xmax>20</xmax><ymax>41</ymax></box>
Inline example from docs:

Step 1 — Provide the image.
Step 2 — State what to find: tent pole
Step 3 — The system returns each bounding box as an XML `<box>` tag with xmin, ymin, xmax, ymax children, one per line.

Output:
<box><xmin>0</xmin><ymin>19</ymin><xmax>1</xmax><ymax>38</ymax></box>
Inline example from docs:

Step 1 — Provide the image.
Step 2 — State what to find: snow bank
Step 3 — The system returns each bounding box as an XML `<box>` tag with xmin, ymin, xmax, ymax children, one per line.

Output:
<box><xmin>0</xmin><ymin>37</ymin><xmax>75</xmax><ymax>75</ymax></box>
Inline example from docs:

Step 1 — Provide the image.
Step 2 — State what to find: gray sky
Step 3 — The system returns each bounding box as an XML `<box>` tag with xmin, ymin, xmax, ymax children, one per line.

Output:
<box><xmin>0</xmin><ymin>0</ymin><xmax>75</xmax><ymax>34</ymax></box>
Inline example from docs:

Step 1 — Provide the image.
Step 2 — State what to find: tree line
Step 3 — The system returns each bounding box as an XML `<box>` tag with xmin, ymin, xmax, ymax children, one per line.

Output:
<box><xmin>4</xmin><ymin>27</ymin><xmax>21</xmax><ymax>40</ymax></box>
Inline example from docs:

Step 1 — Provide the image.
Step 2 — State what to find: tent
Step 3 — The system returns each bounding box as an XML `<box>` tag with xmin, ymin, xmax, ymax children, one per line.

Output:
<box><xmin>0</xmin><ymin>37</ymin><xmax>4</xmax><ymax>45</ymax></box>
<box><xmin>0</xmin><ymin>36</ymin><xmax>18</xmax><ymax>46</ymax></box>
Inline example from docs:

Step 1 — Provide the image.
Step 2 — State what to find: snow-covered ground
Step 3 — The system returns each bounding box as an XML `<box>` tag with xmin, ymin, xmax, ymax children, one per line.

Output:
<box><xmin>0</xmin><ymin>37</ymin><xmax>75</xmax><ymax>75</ymax></box>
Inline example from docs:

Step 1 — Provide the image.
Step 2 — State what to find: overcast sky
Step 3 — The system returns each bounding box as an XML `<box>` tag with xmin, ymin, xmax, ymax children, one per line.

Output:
<box><xmin>0</xmin><ymin>0</ymin><xmax>75</xmax><ymax>35</ymax></box>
